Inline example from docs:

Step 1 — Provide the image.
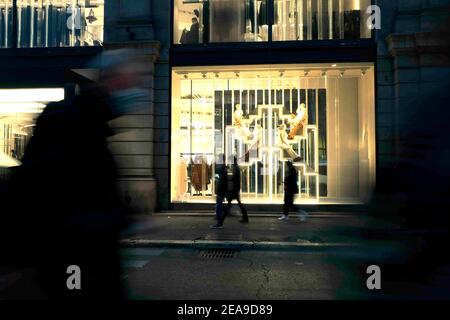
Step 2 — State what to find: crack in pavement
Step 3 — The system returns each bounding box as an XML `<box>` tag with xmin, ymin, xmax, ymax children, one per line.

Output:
<box><xmin>256</xmin><ymin>263</ymin><xmax>271</xmax><ymax>300</ymax></box>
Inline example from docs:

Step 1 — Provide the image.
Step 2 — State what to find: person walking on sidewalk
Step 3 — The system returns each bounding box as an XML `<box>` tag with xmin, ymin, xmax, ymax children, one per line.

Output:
<box><xmin>278</xmin><ymin>161</ymin><xmax>309</xmax><ymax>221</ymax></box>
<box><xmin>222</xmin><ymin>156</ymin><xmax>249</xmax><ymax>224</ymax></box>
<box><xmin>211</xmin><ymin>154</ymin><xmax>228</xmax><ymax>229</ymax></box>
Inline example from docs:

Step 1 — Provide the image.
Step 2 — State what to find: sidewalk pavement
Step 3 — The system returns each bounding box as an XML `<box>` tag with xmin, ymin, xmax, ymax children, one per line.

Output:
<box><xmin>120</xmin><ymin>211</ymin><xmax>416</xmax><ymax>252</ymax></box>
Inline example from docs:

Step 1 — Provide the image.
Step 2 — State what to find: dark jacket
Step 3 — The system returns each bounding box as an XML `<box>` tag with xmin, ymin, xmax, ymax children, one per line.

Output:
<box><xmin>227</xmin><ymin>164</ymin><xmax>241</xmax><ymax>200</ymax></box>
<box><xmin>284</xmin><ymin>165</ymin><xmax>299</xmax><ymax>195</ymax></box>
<box><xmin>215</xmin><ymin>164</ymin><xmax>228</xmax><ymax>197</ymax></box>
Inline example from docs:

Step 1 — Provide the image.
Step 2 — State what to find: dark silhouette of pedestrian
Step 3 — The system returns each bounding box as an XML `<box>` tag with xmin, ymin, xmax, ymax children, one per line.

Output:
<box><xmin>221</xmin><ymin>156</ymin><xmax>249</xmax><ymax>225</ymax></box>
<box><xmin>211</xmin><ymin>154</ymin><xmax>227</xmax><ymax>229</ymax></box>
<box><xmin>279</xmin><ymin>161</ymin><xmax>308</xmax><ymax>221</ymax></box>
<box><xmin>2</xmin><ymin>49</ymin><xmax>146</xmax><ymax>300</ymax></box>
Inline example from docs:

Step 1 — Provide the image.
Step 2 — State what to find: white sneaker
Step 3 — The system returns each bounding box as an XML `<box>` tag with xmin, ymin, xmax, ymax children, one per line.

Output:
<box><xmin>278</xmin><ymin>215</ymin><xmax>289</xmax><ymax>221</ymax></box>
<box><xmin>298</xmin><ymin>210</ymin><xmax>309</xmax><ymax>221</ymax></box>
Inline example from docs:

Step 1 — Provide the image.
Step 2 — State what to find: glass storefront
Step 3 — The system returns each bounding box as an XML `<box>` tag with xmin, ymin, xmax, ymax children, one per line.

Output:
<box><xmin>0</xmin><ymin>88</ymin><xmax>64</xmax><ymax>177</ymax></box>
<box><xmin>0</xmin><ymin>0</ymin><xmax>104</xmax><ymax>48</ymax></box>
<box><xmin>273</xmin><ymin>0</ymin><xmax>371</xmax><ymax>41</ymax></box>
<box><xmin>171</xmin><ymin>63</ymin><xmax>375</xmax><ymax>204</ymax></box>
<box><xmin>173</xmin><ymin>0</ymin><xmax>371</xmax><ymax>44</ymax></box>
<box><xmin>0</xmin><ymin>1</ymin><xmax>13</xmax><ymax>48</ymax></box>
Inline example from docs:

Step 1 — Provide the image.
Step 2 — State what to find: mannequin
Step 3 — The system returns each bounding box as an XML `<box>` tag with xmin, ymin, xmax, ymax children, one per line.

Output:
<box><xmin>233</xmin><ymin>104</ymin><xmax>252</xmax><ymax>139</ymax></box>
<box><xmin>288</xmin><ymin>103</ymin><xmax>307</xmax><ymax>139</ymax></box>
<box><xmin>241</xmin><ymin>122</ymin><xmax>263</xmax><ymax>162</ymax></box>
<box><xmin>277</xmin><ymin>124</ymin><xmax>302</xmax><ymax>162</ymax></box>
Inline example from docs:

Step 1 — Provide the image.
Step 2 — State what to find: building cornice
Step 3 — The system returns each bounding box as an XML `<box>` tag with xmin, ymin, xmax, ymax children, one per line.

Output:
<box><xmin>104</xmin><ymin>41</ymin><xmax>161</xmax><ymax>62</ymax></box>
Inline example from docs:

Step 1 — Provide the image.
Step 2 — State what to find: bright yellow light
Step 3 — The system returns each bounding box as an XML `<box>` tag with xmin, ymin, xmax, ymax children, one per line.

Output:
<box><xmin>0</xmin><ymin>102</ymin><xmax>46</xmax><ymax>114</ymax></box>
<box><xmin>0</xmin><ymin>88</ymin><xmax>64</xmax><ymax>103</ymax></box>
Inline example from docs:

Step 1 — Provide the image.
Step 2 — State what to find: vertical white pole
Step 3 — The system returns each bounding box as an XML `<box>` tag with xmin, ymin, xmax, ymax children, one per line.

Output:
<box><xmin>339</xmin><ymin>0</ymin><xmax>344</xmax><ymax>39</ymax></box>
<box><xmin>30</xmin><ymin>0</ymin><xmax>34</xmax><ymax>47</ymax></box>
<box><xmin>318</xmin><ymin>0</ymin><xmax>322</xmax><ymax>40</ymax></box>
<box><xmin>5</xmin><ymin>0</ymin><xmax>9</xmax><ymax>47</ymax></box>
<box><xmin>45</xmin><ymin>0</ymin><xmax>49</xmax><ymax>47</ymax></box>
<box><xmin>328</xmin><ymin>0</ymin><xmax>332</xmax><ymax>39</ymax></box>
<box><xmin>17</xmin><ymin>0</ymin><xmax>21</xmax><ymax>47</ymax></box>
<box><xmin>307</xmin><ymin>0</ymin><xmax>311</xmax><ymax>40</ymax></box>
<box><xmin>254</xmin><ymin>0</ymin><xmax>257</xmax><ymax>41</ymax></box>
<box><xmin>299</xmin><ymin>0</ymin><xmax>303</xmax><ymax>41</ymax></box>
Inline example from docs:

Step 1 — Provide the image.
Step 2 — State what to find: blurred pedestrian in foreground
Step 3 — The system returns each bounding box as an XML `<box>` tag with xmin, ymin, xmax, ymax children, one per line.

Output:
<box><xmin>220</xmin><ymin>156</ymin><xmax>249</xmax><ymax>225</ymax></box>
<box><xmin>5</xmin><ymin>49</ymin><xmax>146</xmax><ymax>299</ymax></box>
<box><xmin>367</xmin><ymin>77</ymin><xmax>450</xmax><ymax>294</ymax></box>
<box><xmin>211</xmin><ymin>154</ymin><xmax>227</xmax><ymax>229</ymax></box>
<box><xmin>279</xmin><ymin>161</ymin><xmax>308</xmax><ymax>221</ymax></box>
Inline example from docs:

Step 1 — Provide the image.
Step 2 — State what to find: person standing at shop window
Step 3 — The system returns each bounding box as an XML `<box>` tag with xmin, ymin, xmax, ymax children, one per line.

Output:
<box><xmin>211</xmin><ymin>154</ymin><xmax>228</xmax><ymax>229</ymax></box>
<box><xmin>279</xmin><ymin>161</ymin><xmax>309</xmax><ymax>221</ymax></box>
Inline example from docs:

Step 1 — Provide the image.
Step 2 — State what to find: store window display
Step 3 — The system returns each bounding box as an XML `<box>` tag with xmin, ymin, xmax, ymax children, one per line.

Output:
<box><xmin>173</xmin><ymin>0</ymin><xmax>269</xmax><ymax>44</ymax></box>
<box><xmin>272</xmin><ymin>0</ymin><xmax>371</xmax><ymax>41</ymax></box>
<box><xmin>0</xmin><ymin>1</ymin><xmax>13</xmax><ymax>48</ymax></box>
<box><xmin>0</xmin><ymin>0</ymin><xmax>104</xmax><ymax>48</ymax></box>
<box><xmin>173</xmin><ymin>0</ymin><xmax>372</xmax><ymax>44</ymax></box>
<box><xmin>171</xmin><ymin>63</ymin><xmax>376</xmax><ymax>204</ymax></box>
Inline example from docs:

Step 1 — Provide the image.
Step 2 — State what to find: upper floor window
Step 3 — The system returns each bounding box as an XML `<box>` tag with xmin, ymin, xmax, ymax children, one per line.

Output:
<box><xmin>173</xmin><ymin>0</ymin><xmax>372</xmax><ymax>44</ymax></box>
<box><xmin>1</xmin><ymin>0</ymin><xmax>104</xmax><ymax>48</ymax></box>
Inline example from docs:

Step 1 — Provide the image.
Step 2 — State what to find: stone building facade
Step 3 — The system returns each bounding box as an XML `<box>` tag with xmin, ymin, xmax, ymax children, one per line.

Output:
<box><xmin>0</xmin><ymin>0</ymin><xmax>449</xmax><ymax>212</ymax></box>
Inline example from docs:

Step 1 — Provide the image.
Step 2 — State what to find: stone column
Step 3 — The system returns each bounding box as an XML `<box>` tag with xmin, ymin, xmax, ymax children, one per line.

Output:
<box><xmin>385</xmin><ymin>0</ymin><xmax>450</xmax><ymax>165</ymax></box>
<box><xmin>103</xmin><ymin>0</ymin><xmax>160</xmax><ymax>213</ymax></box>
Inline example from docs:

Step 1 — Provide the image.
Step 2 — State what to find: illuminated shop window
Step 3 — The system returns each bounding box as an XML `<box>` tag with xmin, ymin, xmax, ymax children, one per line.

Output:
<box><xmin>173</xmin><ymin>0</ymin><xmax>372</xmax><ymax>44</ymax></box>
<box><xmin>0</xmin><ymin>0</ymin><xmax>104</xmax><ymax>48</ymax></box>
<box><xmin>174</xmin><ymin>0</ymin><xmax>269</xmax><ymax>44</ymax></box>
<box><xmin>171</xmin><ymin>63</ymin><xmax>375</xmax><ymax>204</ymax></box>
<box><xmin>0</xmin><ymin>88</ymin><xmax>64</xmax><ymax>175</ymax></box>
<box><xmin>0</xmin><ymin>1</ymin><xmax>13</xmax><ymax>48</ymax></box>
<box><xmin>273</xmin><ymin>0</ymin><xmax>372</xmax><ymax>41</ymax></box>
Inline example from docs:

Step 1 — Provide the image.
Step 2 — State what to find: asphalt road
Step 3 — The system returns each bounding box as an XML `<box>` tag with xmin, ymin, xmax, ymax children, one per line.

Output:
<box><xmin>121</xmin><ymin>247</ymin><xmax>383</xmax><ymax>300</ymax></box>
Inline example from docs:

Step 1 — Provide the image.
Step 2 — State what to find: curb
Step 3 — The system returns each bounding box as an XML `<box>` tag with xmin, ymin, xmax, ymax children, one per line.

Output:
<box><xmin>151</xmin><ymin>212</ymin><xmax>360</xmax><ymax>218</ymax></box>
<box><xmin>119</xmin><ymin>239</ymin><xmax>355</xmax><ymax>252</ymax></box>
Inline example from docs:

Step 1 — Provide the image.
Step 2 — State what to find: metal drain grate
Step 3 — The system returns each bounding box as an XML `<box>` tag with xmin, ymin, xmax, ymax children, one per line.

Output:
<box><xmin>199</xmin><ymin>249</ymin><xmax>238</xmax><ymax>259</ymax></box>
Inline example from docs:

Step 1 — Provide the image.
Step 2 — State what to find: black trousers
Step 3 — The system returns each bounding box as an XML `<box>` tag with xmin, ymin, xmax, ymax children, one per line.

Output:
<box><xmin>219</xmin><ymin>194</ymin><xmax>248</xmax><ymax>225</ymax></box>
<box><xmin>283</xmin><ymin>192</ymin><xmax>298</xmax><ymax>216</ymax></box>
